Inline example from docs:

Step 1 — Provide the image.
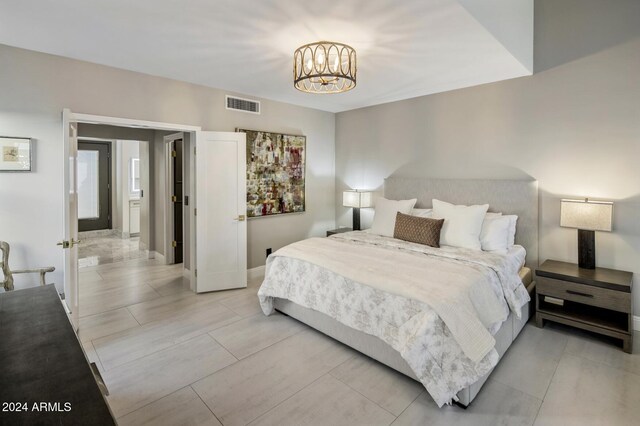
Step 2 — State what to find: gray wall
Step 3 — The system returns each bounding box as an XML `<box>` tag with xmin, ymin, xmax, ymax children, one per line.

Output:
<box><xmin>335</xmin><ymin>0</ymin><xmax>640</xmax><ymax>313</ymax></box>
<box><xmin>0</xmin><ymin>43</ymin><xmax>335</xmax><ymax>289</ymax></box>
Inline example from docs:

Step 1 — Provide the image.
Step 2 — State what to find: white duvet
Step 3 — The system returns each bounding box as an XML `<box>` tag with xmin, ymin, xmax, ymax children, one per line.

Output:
<box><xmin>258</xmin><ymin>231</ymin><xmax>529</xmax><ymax>406</ymax></box>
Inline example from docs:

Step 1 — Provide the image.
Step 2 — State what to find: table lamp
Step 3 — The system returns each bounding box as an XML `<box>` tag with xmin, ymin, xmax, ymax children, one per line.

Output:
<box><xmin>343</xmin><ymin>190</ymin><xmax>373</xmax><ymax>231</ymax></box>
<box><xmin>560</xmin><ymin>198</ymin><xmax>613</xmax><ymax>269</ymax></box>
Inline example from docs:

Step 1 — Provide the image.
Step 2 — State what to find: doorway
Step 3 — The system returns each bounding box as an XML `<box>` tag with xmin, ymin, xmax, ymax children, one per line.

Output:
<box><xmin>78</xmin><ymin>141</ymin><xmax>111</xmax><ymax>232</ymax></box>
<box><xmin>62</xmin><ymin>110</ymin><xmax>248</xmax><ymax>326</ymax></box>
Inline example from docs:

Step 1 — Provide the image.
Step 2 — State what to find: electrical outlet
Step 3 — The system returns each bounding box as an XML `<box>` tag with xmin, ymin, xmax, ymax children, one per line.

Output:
<box><xmin>266</xmin><ymin>248</ymin><xmax>272</xmax><ymax>258</ymax></box>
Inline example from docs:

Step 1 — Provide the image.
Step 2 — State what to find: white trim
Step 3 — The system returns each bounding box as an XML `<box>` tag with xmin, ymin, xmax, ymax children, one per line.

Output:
<box><xmin>189</xmin><ymin>133</ymin><xmax>197</xmax><ymax>292</ymax></box>
<box><xmin>248</xmin><ymin>265</ymin><xmax>265</xmax><ymax>281</ymax></box>
<box><xmin>69</xmin><ymin>112</ymin><xmax>201</xmax><ymax>132</ymax></box>
<box><xmin>634</xmin><ymin>315</ymin><xmax>640</xmax><ymax>332</ymax></box>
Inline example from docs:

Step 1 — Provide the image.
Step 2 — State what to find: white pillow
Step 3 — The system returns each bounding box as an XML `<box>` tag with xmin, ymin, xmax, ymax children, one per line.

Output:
<box><xmin>480</xmin><ymin>215</ymin><xmax>511</xmax><ymax>253</ymax></box>
<box><xmin>371</xmin><ymin>198</ymin><xmax>417</xmax><ymax>237</ymax></box>
<box><xmin>432</xmin><ymin>199</ymin><xmax>489</xmax><ymax>250</ymax></box>
<box><xmin>411</xmin><ymin>208</ymin><xmax>433</xmax><ymax>218</ymax></box>
<box><xmin>504</xmin><ymin>215</ymin><xmax>518</xmax><ymax>247</ymax></box>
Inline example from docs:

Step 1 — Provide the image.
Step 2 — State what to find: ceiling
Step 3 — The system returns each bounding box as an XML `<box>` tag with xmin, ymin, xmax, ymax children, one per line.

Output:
<box><xmin>0</xmin><ymin>0</ymin><xmax>533</xmax><ymax>113</ymax></box>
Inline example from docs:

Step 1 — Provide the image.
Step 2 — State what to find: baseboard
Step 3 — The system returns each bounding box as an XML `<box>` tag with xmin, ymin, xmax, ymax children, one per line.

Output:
<box><xmin>182</xmin><ymin>268</ymin><xmax>191</xmax><ymax>281</ymax></box>
<box><xmin>248</xmin><ymin>265</ymin><xmax>265</xmax><ymax>280</ymax></box>
<box><xmin>149</xmin><ymin>251</ymin><xmax>165</xmax><ymax>264</ymax></box>
<box><xmin>634</xmin><ymin>315</ymin><xmax>640</xmax><ymax>332</ymax></box>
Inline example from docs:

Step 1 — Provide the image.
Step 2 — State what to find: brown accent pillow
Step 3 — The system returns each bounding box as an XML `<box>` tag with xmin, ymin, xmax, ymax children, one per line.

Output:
<box><xmin>393</xmin><ymin>212</ymin><xmax>444</xmax><ymax>248</ymax></box>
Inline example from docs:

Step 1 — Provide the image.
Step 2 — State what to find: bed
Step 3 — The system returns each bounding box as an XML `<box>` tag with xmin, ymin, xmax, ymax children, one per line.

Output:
<box><xmin>258</xmin><ymin>177</ymin><xmax>539</xmax><ymax>407</ymax></box>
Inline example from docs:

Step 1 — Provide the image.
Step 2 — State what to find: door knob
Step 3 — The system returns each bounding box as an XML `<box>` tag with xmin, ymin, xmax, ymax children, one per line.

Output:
<box><xmin>57</xmin><ymin>239</ymin><xmax>82</xmax><ymax>249</ymax></box>
<box><xmin>235</xmin><ymin>215</ymin><xmax>246</xmax><ymax>222</ymax></box>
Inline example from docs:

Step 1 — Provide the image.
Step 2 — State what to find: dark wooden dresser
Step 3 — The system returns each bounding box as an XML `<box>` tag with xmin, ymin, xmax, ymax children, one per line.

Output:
<box><xmin>535</xmin><ymin>260</ymin><xmax>633</xmax><ymax>353</ymax></box>
<box><xmin>0</xmin><ymin>285</ymin><xmax>115</xmax><ymax>425</ymax></box>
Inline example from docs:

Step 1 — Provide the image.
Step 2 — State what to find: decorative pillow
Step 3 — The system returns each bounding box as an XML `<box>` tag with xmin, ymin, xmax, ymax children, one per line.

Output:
<box><xmin>394</xmin><ymin>212</ymin><xmax>444</xmax><ymax>248</ymax></box>
<box><xmin>504</xmin><ymin>215</ymin><xmax>518</xmax><ymax>247</ymax></box>
<box><xmin>480</xmin><ymin>215</ymin><xmax>511</xmax><ymax>253</ymax></box>
<box><xmin>370</xmin><ymin>197</ymin><xmax>417</xmax><ymax>237</ymax></box>
<box><xmin>432</xmin><ymin>199</ymin><xmax>489</xmax><ymax>250</ymax></box>
<box><xmin>411</xmin><ymin>208</ymin><xmax>433</xmax><ymax>218</ymax></box>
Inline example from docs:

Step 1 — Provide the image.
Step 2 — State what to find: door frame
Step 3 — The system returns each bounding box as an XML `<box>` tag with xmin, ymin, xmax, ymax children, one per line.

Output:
<box><xmin>63</xmin><ymin>110</ymin><xmax>201</xmax><ymax>316</ymax></box>
<box><xmin>163</xmin><ymin>132</ymin><xmax>185</xmax><ymax>265</ymax></box>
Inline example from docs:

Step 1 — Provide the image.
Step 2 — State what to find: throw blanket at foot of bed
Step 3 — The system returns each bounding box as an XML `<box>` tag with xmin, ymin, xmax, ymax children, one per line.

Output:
<box><xmin>258</xmin><ymin>232</ymin><xmax>529</xmax><ymax>406</ymax></box>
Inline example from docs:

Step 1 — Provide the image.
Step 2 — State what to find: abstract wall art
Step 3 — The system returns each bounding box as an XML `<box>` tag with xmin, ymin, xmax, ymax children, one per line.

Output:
<box><xmin>239</xmin><ymin>129</ymin><xmax>305</xmax><ymax>218</ymax></box>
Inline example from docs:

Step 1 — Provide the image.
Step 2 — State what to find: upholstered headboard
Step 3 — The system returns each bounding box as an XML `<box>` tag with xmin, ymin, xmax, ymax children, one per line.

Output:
<box><xmin>384</xmin><ymin>177</ymin><xmax>539</xmax><ymax>267</ymax></box>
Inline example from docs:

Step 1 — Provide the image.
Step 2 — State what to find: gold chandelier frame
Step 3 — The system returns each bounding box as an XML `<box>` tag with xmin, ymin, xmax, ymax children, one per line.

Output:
<box><xmin>293</xmin><ymin>41</ymin><xmax>357</xmax><ymax>94</ymax></box>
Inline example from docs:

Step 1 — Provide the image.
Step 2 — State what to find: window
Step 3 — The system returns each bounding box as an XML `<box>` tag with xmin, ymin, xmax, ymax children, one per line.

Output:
<box><xmin>130</xmin><ymin>158</ymin><xmax>140</xmax><ymax>194</ymax></box>
<box><xmin>78</xmin><ymin>150</ymin><xmax>100</xmax><ymax>219</ymax></box>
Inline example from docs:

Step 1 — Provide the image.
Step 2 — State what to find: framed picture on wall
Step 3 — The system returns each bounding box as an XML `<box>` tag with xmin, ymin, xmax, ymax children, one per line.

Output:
<box><xmin>0</xmin><ymin>137</ymin><xmax>32</xmax><ymax>172</ymax></box>
<box><xmin>238</xmin><ymin>129</ymin><xmax>306</xmax><ymax>218</ymax></box>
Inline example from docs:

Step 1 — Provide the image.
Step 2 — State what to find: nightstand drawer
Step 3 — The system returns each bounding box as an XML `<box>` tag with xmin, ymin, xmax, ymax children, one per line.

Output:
<box><xmin>537</xmin><ymin>276</ymin><xmax>631</xmax><ymax>313</ymax></box>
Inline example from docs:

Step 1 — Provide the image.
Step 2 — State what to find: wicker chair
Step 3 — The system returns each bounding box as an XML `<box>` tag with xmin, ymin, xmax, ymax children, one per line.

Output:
<box><xmin>1</xmin><ymin>241</ymin><xmax>55</xmax><ymax>291</ymax></box>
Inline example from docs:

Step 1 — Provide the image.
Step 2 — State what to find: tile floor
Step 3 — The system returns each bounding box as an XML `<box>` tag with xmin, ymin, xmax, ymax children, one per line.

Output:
<box><xmin>78</xmin><ymin>232</ymin><xmax>147</xmax><ymax>268</ymax></box>
<box><xmin>78</xmin><ymin>258</ymin><xmax>640</xmax><ymax>426</ymax></box>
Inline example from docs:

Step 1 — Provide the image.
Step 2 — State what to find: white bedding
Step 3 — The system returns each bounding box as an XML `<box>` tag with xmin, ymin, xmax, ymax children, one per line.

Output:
<box><xmin>258</xmin><ymin>231</ymin><xmax>529</xmax><ymax>406</ymax></box>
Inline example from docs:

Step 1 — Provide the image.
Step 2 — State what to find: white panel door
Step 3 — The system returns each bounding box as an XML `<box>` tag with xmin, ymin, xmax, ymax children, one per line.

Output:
<box><xmin>62</xmin><ymin>111</ymin><xmax>80</xmax><ymax>327</ymax></box>
<box><xmin>194</xmin><ymin>131</ymin><xmax>247</xmax><ymax>293</ymax></box>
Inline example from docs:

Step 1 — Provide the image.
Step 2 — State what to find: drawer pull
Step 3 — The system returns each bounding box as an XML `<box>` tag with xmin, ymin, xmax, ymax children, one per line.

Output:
<box><xmin>566</xmin><ymin>290</ymin><xmax>594</xmax><ymax>298</ymax></box>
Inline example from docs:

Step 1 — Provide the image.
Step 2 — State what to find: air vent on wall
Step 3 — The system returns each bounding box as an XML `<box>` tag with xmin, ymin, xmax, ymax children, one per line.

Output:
<box><xmin>226</xmin><ymin>95</ymin><xmax>261</xmax><ymax>114</ymax></box>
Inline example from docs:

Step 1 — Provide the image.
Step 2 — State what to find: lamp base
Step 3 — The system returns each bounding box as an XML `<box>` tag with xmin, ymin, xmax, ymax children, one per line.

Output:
<box><xmin>352</xmin><ymin>208</ymin><xmax>361</xmax><ymax>231</ymax></box>
<box><xmin>577</xmin><ymin>229</ymin><xmax>595</xmax><ymax>269</ymax></box>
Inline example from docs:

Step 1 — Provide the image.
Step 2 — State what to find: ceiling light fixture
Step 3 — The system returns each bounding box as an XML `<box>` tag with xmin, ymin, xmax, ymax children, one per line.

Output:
<box><xmin>293</xmin><ymin>41</ymin><xmax>356</xmax><ymax>94</ymax></box>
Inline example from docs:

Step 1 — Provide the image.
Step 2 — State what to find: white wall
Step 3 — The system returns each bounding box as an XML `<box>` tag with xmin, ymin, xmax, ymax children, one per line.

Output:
<box><xmin>0</xmin><ymin>43</ymin><xmax>335</xmax><ymax>290</ymax></box>
<box><xmin>335</xmin><ymin>0</ymin><xmax>640</xmax><ymax>313</ymax></box>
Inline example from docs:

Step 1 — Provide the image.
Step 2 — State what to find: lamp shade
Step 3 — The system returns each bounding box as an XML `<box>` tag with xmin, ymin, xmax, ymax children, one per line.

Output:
<box><xmin>343</xmin><ymin>190</ymin><xmax>373</xmax><ymax>208</ymax></box>
<box><xmin>560</xmin><ymin>199</ymin><xmax>613</xmax><ymax>232</ymax></box>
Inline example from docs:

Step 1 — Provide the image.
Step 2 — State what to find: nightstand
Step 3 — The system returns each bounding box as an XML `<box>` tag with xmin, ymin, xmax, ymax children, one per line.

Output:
<box><xmin>326</xmin><ymin>227</ymin><xmax>353</xmax><ymax>237</ymax></box>
<box><xmin>536</xmin><ymin>260</ymin><xmax>634</xmax><ymax>353</ymax></box>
